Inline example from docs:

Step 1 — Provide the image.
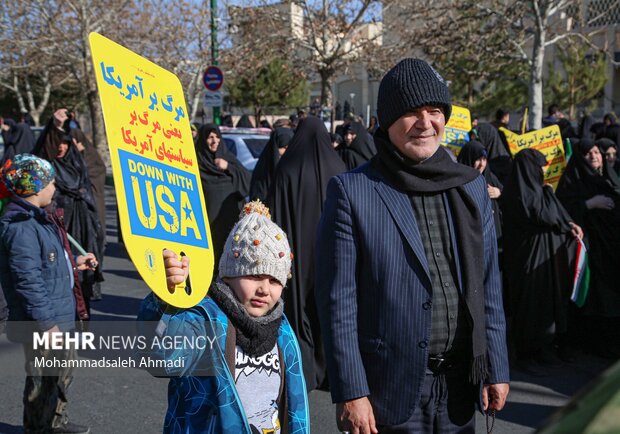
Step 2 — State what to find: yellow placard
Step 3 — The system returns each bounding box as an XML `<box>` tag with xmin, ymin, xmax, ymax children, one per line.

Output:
<box><xmin>442</xmin><ymin>105</ymin><xmax>472</xmax><ymax>156</ymax></box>
<box><xmin>89</xmin><ymin>33</ymin><xmax>213</xmax><ymax>308</ymax></box>
<box><xmin>500</xmin><ymin>125</ymin><xmax>566</xmax><ymax>189</ymax></box>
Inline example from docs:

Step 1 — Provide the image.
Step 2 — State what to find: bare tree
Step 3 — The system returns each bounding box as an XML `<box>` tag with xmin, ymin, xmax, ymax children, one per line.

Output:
<box><xmin>127</xmin><ymin>0</ymin><xmax>212</xmax><ymax>121</ymax></box>
<box><xmin>0</xmin><ymin>0</ymin><xmax>136</xmax><ymax>147</ymax></box>
<box><xmin>1</xmin><ymin>0</ymin><xmax>213</xmax><ymax>146</ymax></box>
<box><xmin>225</xmin><ymin>0</ymin><xmax>393</xmax><ymax>109</ymax></box>
<box><xmin>0</xmin><ymin>2</ymin><xmax>58</xmax><ymax>125</ymax></box>
<box><xmin>474</xmin><ymin>0</ymin><xmax>612</xmax><ymax>129</ymax></box>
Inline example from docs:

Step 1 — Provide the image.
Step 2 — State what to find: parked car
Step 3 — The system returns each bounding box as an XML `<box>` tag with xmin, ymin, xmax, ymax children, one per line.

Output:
<box><xmin>220</xmin><ymin>127</ymin><xmax>271</xmax><ymax>171</ymax></box>
<box><xmin>31</xmin><ymin>126</ymin><xmax>44</xmax><ymax>142</ymax></box>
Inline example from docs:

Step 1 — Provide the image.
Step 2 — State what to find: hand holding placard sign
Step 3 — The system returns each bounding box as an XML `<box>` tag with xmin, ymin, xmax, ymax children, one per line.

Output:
<box><xmin>499</xmin><ymin>125</ymin><xmax>567</xmax><ymax>189</ymax></box>
<box><xmin>89</xmin><ymin>33</ymin><xmax>213</xmax><ymax>308</ymax></box>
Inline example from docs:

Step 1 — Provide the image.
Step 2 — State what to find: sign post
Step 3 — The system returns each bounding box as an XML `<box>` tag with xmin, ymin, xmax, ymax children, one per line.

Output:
<box><xmin>203</xmin><ymin>65</ymin><xmax>223</xmax><ymax>126</ymax></box>
<box><xmin>202</xmin><ymin>66</ymin><xmax>223</xmax><ymax>92</ymax></box>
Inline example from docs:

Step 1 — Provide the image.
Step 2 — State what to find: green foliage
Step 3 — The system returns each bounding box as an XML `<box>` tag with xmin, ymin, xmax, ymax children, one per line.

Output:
<box><xmin>446</xmin><ymin>61</ymin><xmax>529</xmax><ymax>119</ymax></box>
<box><xmin>226</xmin><ymin>58</ymin><xmax>308</xmax><ymax>118</ymax></box>
<box><xmin>468</xmin><ymin>63</ymin><xmax>529</xmax><ymax>118</ymax></box>
<box><xmin>544</xmin><ymin>39</ymin><xmax>608</xmax><ymax>119</ymax></box>
<box><xmin>425</xmin><ymin>0</ymin><xmax>530</xmax><ymax>119</ymax></box>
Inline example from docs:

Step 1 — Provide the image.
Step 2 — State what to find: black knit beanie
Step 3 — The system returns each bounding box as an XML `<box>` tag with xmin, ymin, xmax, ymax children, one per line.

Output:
<box><xmin>377</xmin><ymin>58</ymin><xmax>452</xmax><ymax>132</ymax></box>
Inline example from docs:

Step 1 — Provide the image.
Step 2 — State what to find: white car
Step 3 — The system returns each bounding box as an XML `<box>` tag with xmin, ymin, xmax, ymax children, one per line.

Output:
<box><xmin>220</xmin><ymin>127</ymin><xmax>271</xmax><ymax>171</ymax></box>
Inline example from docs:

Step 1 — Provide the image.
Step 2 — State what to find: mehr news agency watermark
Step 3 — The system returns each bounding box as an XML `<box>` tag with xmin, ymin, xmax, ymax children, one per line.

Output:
<box><xmin>22</xmin><ymin>321</ymin><xmax>221</xmax><ymax>374</ymax></box>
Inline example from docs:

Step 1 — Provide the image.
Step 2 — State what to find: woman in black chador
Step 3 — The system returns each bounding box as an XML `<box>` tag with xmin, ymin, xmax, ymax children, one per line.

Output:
<box><xmin>267</xmin><ymin>116</ymin><xmax>346</xmax><ymax>391</ymax></box>
<box><xmin>476</xmin><ymin>122</ymin><xmax>513</xmax><ymax>185</ymax></box>
<box><xmin>457</xmin><ymin>140</ymin><xmax>503</xmax><ymax>244</ymax></box>
<box><xmin>249</xmin><ymin>127</ymin><xmax>294</xmax><ymax>202</ymax></box>
<box><xmin>48</xmin><ymin>135</ymin><xmax>104</xmax><ymax>312</ymax></box>
<box><xmin>556</xmin><ymin>140</ymin><xmax>620</xmax><ymax>356</ymax></box>
<box><xmin>595</xmin><ymin>138</ymin><xmax>620</xmax><ymax>175</ymax></box>
<box><xmin>1</xmin><ymin>118</ymin><xmax>35</xmax><ymax>163</ymax></box>
<box><xmin>501</xmin><ymin>149</ymin><xmax>582</xmax><ymax>368</ymax></box>
<box><xmin>195</xmin><ymin>124</ymin><xmax>251</xmax><ymax>269</ymax></box>
<box><xmin>338</xmin><ymin>122</ymin><xmax>376</xmax><ymax>170</ymax></box>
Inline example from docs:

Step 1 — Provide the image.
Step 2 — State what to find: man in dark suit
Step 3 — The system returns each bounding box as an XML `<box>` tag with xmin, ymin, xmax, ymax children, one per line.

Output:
<box><xmin>316</xmin><ymin>59</ymin><xmax>510</xmax><ymax>433</ymax></box>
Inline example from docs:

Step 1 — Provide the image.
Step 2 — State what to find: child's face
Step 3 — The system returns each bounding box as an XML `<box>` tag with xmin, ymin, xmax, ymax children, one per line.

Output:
<box><xmin>225</xmin><ymin>275</ymin><xmax>283</xmax><ymax>317</ymax></box>
<box><xmin>36</xmin><ymin>180</ymin><xmax>56</xmax><ymax>207</ymax></box>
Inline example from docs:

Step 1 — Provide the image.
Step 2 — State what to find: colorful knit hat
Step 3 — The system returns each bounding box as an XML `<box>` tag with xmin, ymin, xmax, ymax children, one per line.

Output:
<box><xmin>219</xmin><ymin>200</ymin><xmax>292</xmax><ymax>286</ymax></box>
<box><xmin>1</xmin><ymin>153</ymin><xmax>56</xmax><ymax>197</ymax></box>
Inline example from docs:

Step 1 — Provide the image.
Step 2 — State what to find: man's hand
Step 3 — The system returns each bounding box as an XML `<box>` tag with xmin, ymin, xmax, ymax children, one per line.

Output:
<box><xmin>482</xmin><ymin>383</ymin><xmax>509</xmax><ymax>412</ymax></box>
<box><xmin>336</xmin><ymin>397</ymin><xmax>378</xmax><ymax>434</ymax></box>
<box><xmin>76</xmin><ymin>253</ymin><xmax>97</xmax><ymax>271</ymax></box>
<box><xmin>163</xmin><ymin>249</ymin><xmax>189</xmax><ymax>292</ymax></box>
<box><xmin>569</xmin><ymin>222</ymin><xmax>584</xmax><ymax>240</ymax></box>
<box><xmin>214</xmin><ymin>158</ymin><xmax>228</xmax><ymax>171</ymax></box>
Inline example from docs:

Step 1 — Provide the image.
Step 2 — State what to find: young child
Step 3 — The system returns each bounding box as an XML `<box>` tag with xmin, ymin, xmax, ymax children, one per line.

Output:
<box><xmin>0</xmin><ymin>154</ymin><xmax>95</xmax><ymax>434</ymax></box>
<box><xmin>139</xmin><ymin>200</ymin><xmax>309</xmax><ymax>434</ymax></box>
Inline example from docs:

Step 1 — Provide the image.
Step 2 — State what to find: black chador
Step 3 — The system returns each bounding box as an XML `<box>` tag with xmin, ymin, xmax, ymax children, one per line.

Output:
<box><xmin>501</xmin><ymin>149</ymin><xmax>575</xmax><ymax>357</ymax></box>
<box><xmin>556</xmin><ymin>140</ymin><xmax>620</xmax><ymax>318</ymax></box>
<box><xmin>249</xmin><ymin>127</ymin><xmax>294</xmax><ymax>202</ymax></box>
<box><xmin>337</xmin><ymin>122</ymin><xmax>376</xmax><ymax>170</ymax></box>
<box><xmin>195</xmin><ymin>124</ymin><xmax>251</xmax><ymax>269</ymax></box>
<box><xmin>267</xmin><ymin>116</ymin><xmax>346</xmax><ymax>391</ymax></box>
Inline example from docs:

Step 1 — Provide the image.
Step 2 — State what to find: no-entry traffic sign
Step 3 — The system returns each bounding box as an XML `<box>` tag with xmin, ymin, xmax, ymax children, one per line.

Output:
<box><xmin>203</xmin><ymin>66</ymin><xmax>223</xmax><ymax>91</ymax></box>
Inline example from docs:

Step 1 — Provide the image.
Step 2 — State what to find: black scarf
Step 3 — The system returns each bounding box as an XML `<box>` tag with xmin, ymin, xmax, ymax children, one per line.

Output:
<box><xmin>209</xmin><ymin>279</ymin><xmax>283</xmax><ymax>358</ymax></box>
<box><xmin>372</xmin><ymin>128</ymin><xmax>489</xmax><ymax>383</ymax></box>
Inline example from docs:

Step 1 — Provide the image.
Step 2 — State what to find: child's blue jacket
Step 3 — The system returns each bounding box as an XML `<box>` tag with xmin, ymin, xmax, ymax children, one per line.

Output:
<box><xmin>138</xmin><ymin>292</ymin><xmax>309</xmax><ymax>434</ymax></box>
<box><xmin>0</xmin><ymin>198</ymin><xmax>75</xmax><ymax>341</ymax></box>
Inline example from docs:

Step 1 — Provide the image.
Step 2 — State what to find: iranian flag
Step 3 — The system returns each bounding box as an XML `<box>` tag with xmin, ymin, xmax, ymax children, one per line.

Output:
<box><xmin>571</xmin><ymin>238</ymin><xmax>590</xmax><ymax>307</ymax></box>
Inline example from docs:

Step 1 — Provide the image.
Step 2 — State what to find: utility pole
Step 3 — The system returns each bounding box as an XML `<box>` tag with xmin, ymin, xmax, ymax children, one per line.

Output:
<box><xmin>210</xmin><ymin>0</ymin><xmax>221</xmax><ymax>125</ymax></box>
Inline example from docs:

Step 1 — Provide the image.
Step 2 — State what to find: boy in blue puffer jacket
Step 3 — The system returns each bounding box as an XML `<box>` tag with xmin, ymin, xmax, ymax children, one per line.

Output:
<box><xmin>0</xmin><ymin>154</ymin><xmax>95</xmax><ymax>434</ymax></box>
<box><xmin>138</xmin><ymin>200</ymin><xmax>309</xmax><ymax>434</ymax></box>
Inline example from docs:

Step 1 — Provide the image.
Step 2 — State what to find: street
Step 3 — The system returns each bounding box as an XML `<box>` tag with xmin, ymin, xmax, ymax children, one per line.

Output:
<box><xmin>0</xmin><ymin>185</ymin><xmax>613</xmax><ymax>434</ymax></box>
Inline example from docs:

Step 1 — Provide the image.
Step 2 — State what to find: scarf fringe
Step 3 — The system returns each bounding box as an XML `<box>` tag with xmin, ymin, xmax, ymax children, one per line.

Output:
<box><xmin>469</xmin><ymin>353</ymin><xmax>489</xmax><ymax>384</ymax></box>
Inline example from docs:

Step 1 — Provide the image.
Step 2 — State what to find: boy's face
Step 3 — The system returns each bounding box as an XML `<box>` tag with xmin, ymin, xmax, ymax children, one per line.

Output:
<box><xmin>225</xmin><ymin>275</ymin><xmax>283</xmax><ymax>317</ymax></box>
<box><xmin>36</xmin><ymin>180</ymin><xmax>56</xmax><ymax>207</ymax></box>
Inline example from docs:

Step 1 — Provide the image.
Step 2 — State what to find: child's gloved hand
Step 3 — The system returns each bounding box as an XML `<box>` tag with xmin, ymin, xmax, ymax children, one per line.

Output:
<box><xmin>163</xmin><ymin>249</ymin><xmax>190</xmax><ymax>292</ymax></box>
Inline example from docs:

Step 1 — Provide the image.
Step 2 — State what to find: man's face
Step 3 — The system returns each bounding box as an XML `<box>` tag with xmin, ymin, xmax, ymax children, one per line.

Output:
<box><xmin>387</xmin><ymin>106</ymin><xmax>446</xmax><ymax>162</ymax></box>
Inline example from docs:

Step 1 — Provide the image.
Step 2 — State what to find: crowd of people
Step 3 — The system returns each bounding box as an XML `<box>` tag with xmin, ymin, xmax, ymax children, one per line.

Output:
<box><xmin>0</xmin><ymin>57</ymin><xmax>619</xmax><ymax>433</ymax></box>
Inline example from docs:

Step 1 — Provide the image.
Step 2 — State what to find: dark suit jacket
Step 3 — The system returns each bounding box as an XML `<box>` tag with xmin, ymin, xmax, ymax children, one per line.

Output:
<box><xmin>315</xmin><ymin>162</ymin><xmax>509</xmax><ymax>426</ymax></box>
